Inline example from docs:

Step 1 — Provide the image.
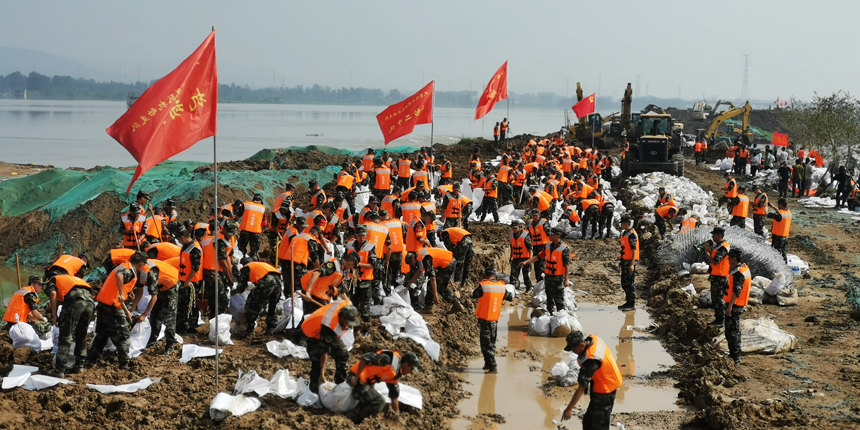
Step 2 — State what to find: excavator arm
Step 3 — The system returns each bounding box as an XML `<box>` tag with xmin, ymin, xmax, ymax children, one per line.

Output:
<box><xmin>704</xmin><ymin>101</ymin><xmax>751</xmax><ymax>141</ymax></box>
<box><xmin>640</xmin><ymin>104</ymin><xmax>667</xmax><ymax>115</ymax></box>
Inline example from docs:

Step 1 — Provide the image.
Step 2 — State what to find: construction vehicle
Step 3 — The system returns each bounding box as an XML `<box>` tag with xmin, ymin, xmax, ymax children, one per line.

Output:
<box><xmin>703</xmin><ymin>101</ymin><xmax>753</xmax><ymax>145</ymax></box>
<box><xmin>708</xmin><ymin>100</ymin><xmax>736</xmax><ymax>119</ymax></box>
<box><xmin>621</xmin><ymin>94</ymin><xmax>683</xmax><ymax>176</ymax></box>
<box><xmin>692</xmin><ymin>100</ymin><xmax>711</xmax><ymax>120</ymax></box>
<box><xmin>603</xmin><ymin>83</ymin><xmax>633</xmax><ymax>146</ymax></box>
<box><xmin>569</xmin><ymin>82</ymin><xmax>605</xmax><ymax>148</ymax></box>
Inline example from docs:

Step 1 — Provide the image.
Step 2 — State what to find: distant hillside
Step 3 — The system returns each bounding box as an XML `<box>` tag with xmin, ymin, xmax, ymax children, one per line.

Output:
<box><xmin>0</xmin><ymin>46</ymin><xmax>118</xmax><ymax>81</ymax></box>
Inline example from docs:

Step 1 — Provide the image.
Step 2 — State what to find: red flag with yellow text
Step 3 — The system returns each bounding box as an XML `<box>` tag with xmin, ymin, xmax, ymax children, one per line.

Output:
<box><xmin>572</xmin><ymin>93</ymin><xmax>596</xmax><ymax>119</ymax></box>
<box><xmin>107</xmin><ymin>30</ymin><xmax>217</xmax><ymax>194</ymax></box>
<box><xmin>475</xmin><ymin>61</ymin><xmax>508</xmax><ymax>120</ymax></box>
<box><xmin>771</xmin><ymin>131</ymin><xmax>789</xmax><ymax>147</ymax></box>
<box><xmin>376</xmin><ymin>81</ymin><xmax>434</xmax><ymax>145</ymax></box>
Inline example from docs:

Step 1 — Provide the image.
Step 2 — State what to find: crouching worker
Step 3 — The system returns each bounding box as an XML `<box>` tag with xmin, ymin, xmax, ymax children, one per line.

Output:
<box><xmin>234</xmin><ymin>258</ymin><xmax>282</xmax><ymax>337</ymax></box>
<box><xmin>301</xmin><ymin>300</ymin><xmax>361</xmax><ymax>393</ymax></box>
<box><xmin>348</xmin><ymin>350</ymin><xmax>420</xmax><ymax>424</ymax></box>
<box><xmin>561</xmin><ymin>330</ymin><xmax>623</xmax><ymax>428</ymax></box>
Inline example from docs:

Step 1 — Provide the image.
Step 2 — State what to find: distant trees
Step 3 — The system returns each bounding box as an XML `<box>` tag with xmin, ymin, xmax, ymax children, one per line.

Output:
<box><xmin>779</xmin><ymin>91</ymin><xmax>860</xmax><ymax>167</ymax></box>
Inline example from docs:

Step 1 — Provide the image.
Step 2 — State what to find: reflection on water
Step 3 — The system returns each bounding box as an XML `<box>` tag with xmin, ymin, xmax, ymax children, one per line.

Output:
<box><xmin>454</xmin><ymin>303</ymin><xmax>679</xmax><ymax>429</ymax></box>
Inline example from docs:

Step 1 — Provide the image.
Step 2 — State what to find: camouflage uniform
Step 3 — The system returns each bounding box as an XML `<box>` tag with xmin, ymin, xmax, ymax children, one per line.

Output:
<box><xmin>403</xmin><ymin>258</ymin><xmax>426</xmax><ymax>309</ymax></box>
<box><xmin>147</xmin><ymin>285</ymin><xmax>178</xmax><ymax>348</ymax></box>
<box><xmin>203</xmin><ymin>235</ymin><xmax>233</xmax><ymax>318</ymax></box>
<box><xmin>303</xmin><ymin>261</ymin><xmax>340</xmax><ymax>315</ymax></box>
<box><xmin>238</xmin><ymin>271</ymin><xmax>281</xmax><ymax>332</ymax></box>
<box><xmin>347</xmin><ymin>241</ymin><xmax>378</xmax><ymax>322</ymax></box>
<box><xmin>352</xmin><ymin>382</ymin><xmax>386</xmax><ymax>422</ymax></box>
<box><xmin>53</xmin><ymin>287</ymin><xmax>96</xmax><ymax>372</ymax></box>
<box><xmin>477</xmin><ymin>320</ymin><xmax>498</xmax><ymax>369</ymax></box>
<box><xmin>89</xmin><ymin>303</ymin><xmax>131</xmax><ymax>366</ymax></box>
<box><xmin>307</xmin><ymin>325</ymin><xmax>350</xmax><ymax>393</ymax></box>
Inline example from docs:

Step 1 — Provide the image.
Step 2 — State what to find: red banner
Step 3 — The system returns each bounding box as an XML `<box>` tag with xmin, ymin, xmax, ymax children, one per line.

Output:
<box><xmin>107</xmin><ymin>30</ymin><xmax>218</xmax><ymax>194</ymax></box>
<box><xmin>475</xmin><ymin>61</ymin><xmax>508</xmax><ymax>120</ymax></box>
<box><xmin>572</xmin><ymin>93</ymin><xmax>596</xmax><ymax>119</ymax></box>
<box><xmin>376</xmin><ymin>81</ymin><xmax>434</xmax><ymax>145</ymax></box>
<box><xmin>771</xmin><ymin>131</ymin><xmax>789</xmax><ymax>147</ymax></box>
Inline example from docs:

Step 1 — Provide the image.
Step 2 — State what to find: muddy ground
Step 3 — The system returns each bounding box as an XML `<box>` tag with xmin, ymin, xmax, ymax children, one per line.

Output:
<box><xmin>2</xmin><ymin>133</ymin><xmax>859</xmax><ymax>429</ymax></box>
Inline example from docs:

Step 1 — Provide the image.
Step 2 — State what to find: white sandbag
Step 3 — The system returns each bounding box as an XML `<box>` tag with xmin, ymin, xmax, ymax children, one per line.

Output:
<box><xmin>748</xmin><ymin>286</ymin><xmax>764</xmax><ymax>305</ymax></box>
<box><xmin>179</xmin><ymin>344</ymin><xmax>222</xmax><ymax>363</ymax></box>
<box><xmin>528</xmin><ymin>315</ymin><xmax>552</xmax><ymax>336</ymax></box>
<box><xmin>20</xmin><ymin>374</ymin><xmax>74</xmax><ymax>391</ymax></box>
<box><xmin>354</xmin><ymin>185</ymin><xmax>371</xmax><ymax>212</ymax></box>
<box><xmin>318</xmin><ymin>381</ymin><xmax>359</xmax><ymax>413</ymax></box>
<box><xmin>549</xmin><ymin>310</ymin><xmax>582</xmax><ymax>338</ymax></box>
<box><xmin>269</xmin><ymin>369</ymin><xmax>300</xmax><ymax>399</ymax></box>
<box><xmin>10</xmin><ymin>322</ymin><xmax>40</xmax><ymax>350</ymax></box>
<box><xmin>275</xmin><ymin>296</ymin><xmax>303</xmax><ymax>332</ymax></box>
<box><xmin>563</xmin><ymin>287</ymin><xmax>578</xmax><ymax>311</ymax></box>
<box><xmin>87</xmin><ymin>377</ymin><xmax>160</xmax><ymax>394</ymax></box>
<box><xmin>229</xmin><ymin>291</ymin><xmax>248</xmax><ymax>328</ymax></box>
<box><xmin>690</xmin><ymin>262</ymin><xmax>710</xmax><ymax>274</ymax></box>
<box><xmin>786</xmin><ymin>254</ymin><xmax>809</xmax><ymax>276</ymax></box>
<box><xmin>766</xmin><ymin>273</ymin><xmax>786</xmax><ymax>296</ymax></box>
<box><xmin>715</xmin><ymin>317</ymin><xmax>797</xmax><ymax>354</ymax></box>
<box><xmin>551</xmin><ymin>352</ymin><xmax>581</xmax><ymax>386</ymax></box>
<box><xmin>295</xmin><ymin>377</ymin><xmax>322</xmax><ymax>407</ymax></box>
<box><xmin>209</xmin><ymin>392</ymin><xmax>261</xmax><ymax>421</ymax></box>
<box><xmin>699</xmin><ymin>289</ymin><xmax>712</xmax><ymax>308</ymax></box>
<box><xmin>208</xmin><ymin>314</ymin><xmax>234</xmax><ymax>346</ymax></box>
<box><xmin>234</xmin><ymin>369</ymin><xmax>271</xmax><ymax>397</ymax></box>
<box><xmin>128</xmin><ymin>319</ymin><xmax>153</xmax><ymax>358</ymax></box>
<box><xmin>751</xmin><ymin>276</ymin><xmax>771</xmax><ymax>289</ymax></box>
<box><xmin>681</xmin><ymin>284</ymin><xmax>696</xmax><ymax>297</ymax></box>
<box><xmin>2</xmin><ymin>365</ymin><xmax>39</xmax><ymax>389</ymax></box>
<box><xmin>135</xmin><ymin>288</ymin><xmax>152</xmax><ymax>315</ymax></box>
<box><xmin>265</xmin><ymin>339</ymin><xmax>309</xmax><ymax>360</ymax></box>
<box><xmin>373</xmin><ymin>382</ymin><xmax>423</xmax><ymax>409</ymax></box>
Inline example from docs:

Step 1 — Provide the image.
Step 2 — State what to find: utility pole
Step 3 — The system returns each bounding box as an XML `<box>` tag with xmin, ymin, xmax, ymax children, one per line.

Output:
<box><xmin>741</xmin><ymin>54</ymin><xmax>750</xmax><ymax>100</ymax></box>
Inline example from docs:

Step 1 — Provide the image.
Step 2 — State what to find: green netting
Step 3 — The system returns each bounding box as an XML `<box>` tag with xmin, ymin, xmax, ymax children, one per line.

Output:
<box><xmin>724</xmin><ymin>119</ymin><xmax>772</xmax><ymax>139</ymax></box>
<box><xmin>248</xmin><ymin>145</ymin><xmax>421</xmax><ymax>159</ymax></box>
<box><xmin>0</xmin><ymin>160</ymin><xmax>341</xmax><ymax>221</ymax></box>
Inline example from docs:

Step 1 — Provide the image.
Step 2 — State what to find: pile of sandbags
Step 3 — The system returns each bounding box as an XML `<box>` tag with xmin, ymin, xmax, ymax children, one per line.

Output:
<box><xmin>714</xmin><ymin>317</ymin><xmax>797</xmax><ymax>354</ymax></box>
<box><xmin>528</xmin><ymin>309</ymin><xmax>582</xmax><ymax>337</ymax></box>
<box><xmin>550</xmin><ymin>352</ymin><xmax>581</xmax><ymax>386</ymax></box>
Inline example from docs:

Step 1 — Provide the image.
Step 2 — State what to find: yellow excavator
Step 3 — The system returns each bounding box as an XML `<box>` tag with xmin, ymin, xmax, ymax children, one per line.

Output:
<box><xmin>703</xmin><ymin>101</ymin><xmax>753</xmax><ymax>144</ymax></box>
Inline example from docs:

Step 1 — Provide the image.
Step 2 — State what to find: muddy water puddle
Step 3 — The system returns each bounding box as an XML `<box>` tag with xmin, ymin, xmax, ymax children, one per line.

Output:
<box><xmin>453</xmin><ymin>303</ymin><xmax>679</xmax><ymax>429</ymax></box>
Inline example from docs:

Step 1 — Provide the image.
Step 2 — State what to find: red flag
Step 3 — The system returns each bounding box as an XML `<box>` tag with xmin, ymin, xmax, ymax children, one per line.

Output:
<box><xmin>107</xmin><ymin>31</ymin><xmax>218</xmax><ymax>194</ymax></box>
<box><xmin>772</xmin><ymin>131</ymin><xmax>789</xmax><ymax>147</ymax></box>
<box><xmin>572</xmin><ymin>93</ymin><xmax>596</xmax><ymax>119</ymax></box>
<box><xmin>376</xmin><ymin>81</ymin><xmax>434</xmax><ymax>145</ymax></box>
<box><xmin>475</xmin><ymin>61</ymin><xmax>508</xmax><ymax>120</ymax></box>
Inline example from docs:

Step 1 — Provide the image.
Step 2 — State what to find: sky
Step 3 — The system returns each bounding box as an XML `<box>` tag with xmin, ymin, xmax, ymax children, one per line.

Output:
<box><xmin>2</xmin><ymin>0</ymin><xmax>859</xmax><ymax>102</ymax></box>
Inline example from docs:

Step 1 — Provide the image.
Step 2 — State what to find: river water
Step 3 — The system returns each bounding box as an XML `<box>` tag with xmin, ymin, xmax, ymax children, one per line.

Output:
<box><xmin>0</xmin><ymin>100</ymin><xmax>571</xmax><ymax>168</ymax></box>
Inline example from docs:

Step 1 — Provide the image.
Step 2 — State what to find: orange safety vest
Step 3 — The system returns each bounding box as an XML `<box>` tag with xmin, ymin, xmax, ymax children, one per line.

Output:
<box><xmin>412</xmin><ymin>170</ymin><xmax>430</xmax><ymax>188</ymax></box>
<box><xmin>405</xmin><ymin>220</ymin><xmax>426</xmax><ymax>253</ymax></box>
<box><xmin>373</xmin><ymin>167</ymin><xmax>391</xmax><ymax>190</ymax></box>
<box><xmin>544</xmin><ymin>242</ymin><xmax>569</xmax><ymax>276</ymax></box>
<box><xmin>301</xmin><ymin>299</ymin><xmax>352</xmax><ymax>339</ymax></box>
<box><xmin>419</xmin><ymin>247</ymin><xmax>453</xmax><ymax>269</ymax></box>
<box><xmin>484</xmin><ymin>179</ymin><xmax>499</xmax><ymax>198</ymax></box>
<box><xmin>510</xmin><ymin>230</ymin><xmax>531</xmax><ymax>260</ymax></box>
<box><xmin>276</xmin><ymin>227</ymin><xmax>298</xmax><ymax>261</ymax></box>
<box><xmin>383</xmin><ymin>219</ymin><xmax>405</xmax><ymax>253</ymax></box>
<box><xmin>440</xmin><ymin>162</ymin><xmax>452</xmax><ymax>179</ymax></box>
<box><xmin>568</xmin><ymin>208</ymin><xmax>581</xmax><ymax>223</ymax></box>
<box><xmin>445</xmin><ymin>227</ymin><xmax>471</xmax><ymax>246</ymax></box>
<box><xmin>772</xmin><ymin>209</ymin><xmax>792</xmax><ymax>237</ymax></box>
<box><xmin>655</xmin><ymin>204</ymin><xmax>677</xmax><ymax>219</ymax></box>
<box><xmin>731</xmin><ymin>194</ymin><xmax>750</xmax><ymax>217</ymax></box>
<box><xmin>110</xmin><ymin>248</ymin><xmax>136</xmax><ymax>266</ymax></box>
<box><xmin>361</xmin><ymin>153</ymin><xmax>375</xmax><ymax>172</ymax></box>
<box><xmin>246</xmin><ymin>261</ymin><xmax>280</xmax><ymax>284</ymax></box>
<box><xmin>724</xmin><ymin>264</ymin><xmax>751</xmax><ymax>307</ymax></box>
<box><xmin>582</xmin><ymin>198</ymin><xmax>601</xmax><ymax>212</ymax></box>
<box><xmin>620</xmin><ymin>229</ymin><xmax>639</xmax><ymax>260</ymax></box>
<box><xmin>52</xmin><ymin>275</ymin><xmax>91</xmax><ymax>302</ymax></box>
<box><xmin>290</xmin><ymin>233</ymin><xmax>314</xmax><ymax>266</ymax></box>
<box><xmin>121</xmin><ymin>213</ymin><xmax>146</xmax><ymax>247</ymax></box>
<box><xmin>350</xmin><ymin>350</ymin><xmax>402</xmax><ymax>384</ymax></box>
<box><xmin>497</xmin><ymin>165</ymin><xmax>511</xmax><ymax>183</ymax></box>
<box><xmin>475</xmin><ymin>279</ymin><xmax>507</xmax><ymax>322</ymax></box>
<box><xmin>96</xmin><ymin>262</ymin><xmax>137</xmax><ymax>308</ymax></box>
<box><xmin>3</xmin><ymin>286</ymin><xmax>37</xmax><ymax>323</ymax></box>
<box><xmin>561</xmin><ymin>158</ymin><xmax>573</xmax><ymax>173</ymax></box>
<box><xmin>694</xmin><ymin>141</ymin><xmax>703</xmax><ymax>152</ymax></box>
<box><xmin>337</xmin><ymin>172</ymin><xmax>355</xmax><ymax>190</ymax></box>
<box><xmin>302</xmin><ymin>260</ymin><xmax>343</xmax><ymax>301</ymax></box>
<box><xmin>513</xmin><ymin>170</ymin><xmax>526</xmax><ymax>187</ymax></box>
<box><xmin>533</xmin><ymin>191</ymin><xmax>553</xmax><ymax>212</ymax></box>
<box><xmin>179</xmin><ymin>240</ymin><xmax>203</xmax><ymax>282</ymax></box>
<box><xmin>657</xmin><ymin>193</ymin><xmax>676</xmax><ymax>207</ymax></box>
<box><xmin>529</xmin><ymin>219</ymin><xmax>550</xmax><ymax>246</ymax></box>
<box><xmin>679</xmin><ymin>217</ymin><xmax>699</xmax><ymax>234</ymax></box>
<box><xmin>381</xmin><ymin>195</ymin><xmax>398</xmax><ymax>219</ymax></box>
<box><xmin>365</xmin><ymin>222</ymin><xmax>389</xmax><ymax>259</ymax></box>
<box><xmin>51</xmin><ymin>255</ymin><xmax>86</xmax><ymax>276</ymax></box>
<box><xmin>401</xmin><ymin>202</ymin><xmax>422</xmax><ymax>225</ymax></box>
<box><xmin>724</xmin><ymin>179</ymin><xmax>738</xmax><ymax>198</ymax></box>
<box><xmin>274</xmin><ymin>190</ymin><xmax>293</xmax><ymax>212</ymax></box>
<box><xmin>444</xmin><ymin>193</ymin><xmax>463</xmax><ymax>219</ymax></box>
<box><xmin>239</xmin><ymin>201</ymin><xmax>266</xmax><ymax>234</ymax></box>
<box><xmin>147</xmin><ymin>242</ymin><xmax>181</xmax><ymax>260</ymax></box>
<box><xmin>753</xmin><ymin>193</ymin><xmax>768</xmax><ymax>216</ymax></box>
<box><xmin>145</xmin><ymin>214</ymin><xmax>166</xmax><ymax>239</ymax></box>
<box><xmin>398</xmin><ymin>159</ymin><xmax>412</xmax><ymax>178</ymax></box>
<box><xmin>310</xmin><ymin>190</ymin><xmax>326</xmax><ymax>209</ymax></box>
<box><xmin>709</xmin><ymin>241</ymin><xmax>731</xmax><ymax>277</ymax></box>
<box><xmin>200</xmin><ymin>233</ymin><xmax>231</xmax><ymax>271</ymax></box>
<box><xmin>579</xmin><ymin>335</ymin><xmax>623</xmax><ymax>394</ymax></box>
<box><xmin>150</xmin><ymin>259</ymin><xmax>180</xmax><ymax>291</ymax></box>
<box><xmin>164</xmin><ymin>256</ymin><xmax>180</xmax><ymax>270</ymax></box>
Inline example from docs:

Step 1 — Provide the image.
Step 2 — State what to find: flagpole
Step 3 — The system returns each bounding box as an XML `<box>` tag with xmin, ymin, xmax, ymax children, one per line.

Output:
<box><xmin>212</xmin><ymin>133</ymin><xmax>220</xmax><ymax>387</ymax></box>
<box><xmin>430</xmin><ymin>81</ymin><xmax>436</xmax><ymax>188</ymax></box>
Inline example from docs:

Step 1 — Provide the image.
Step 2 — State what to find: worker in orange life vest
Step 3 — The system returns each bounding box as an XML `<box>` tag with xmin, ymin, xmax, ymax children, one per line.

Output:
<box><xmin>301</xmin><ymin>300</ymin><xmax>361</xmax><ymax>393</ymax></box>
<box><xmin>236</xmin><ymin>193</ymin><xmax>268</xmax><ymax>260</ymax></box>
<box><xmin>234</xmin><ymin>257</ymin><xmax>283</xmax><ymax>337</ymax></box>
<box><xmin>618</xmin><ymin>215</ymin><xmax>639</xmax><ymax>311</ymax></box>
<box><xmin>704</xmin><ymin>227</ymin><xmax>731</xmax><ymax>326</ymax></box>
<box><xmin>654</xmin><ymin>203</ymin><xmax>678</xmax><ymax>238</ymax></box>
<box><xmin>493</xmin><ymin>122</ymin><xmax>500</xmax><ymax>142</ymax></box>
<box><xmin>45</xmin><ymin>253</ymin><xmax>89</xmax><ymax>279</ymax></box>
<box><xmin>1</xmin><ymin>276</ymin><xmax>49</xmax><ymax>335</ymax></box>
<box><xmin>45</xmin><ymin>274</ymin><xmax>94</xmax><ymax>376</ymax></box>
<box><xmin>724</xmin><ymin>249</ymin><xmax>751</xmax><ymax>364</ymax></box>
<box><xmin>348</xmin><ymin>350</ymin><xmax>420</xmax><ymax>423</ymax></box>
<box><xmin>471</xmin><ymin>266</ymin><xmax>513</xmax><ymax>373</ymax></box>
<box><xmin>767</xmin><ymin>197</ymin><xmax>792</xmax><ymax>263</ymax></box>
<box><xmin>520</xmin><ymin>227</ymin><xmax>571</xmax><ymax>313</ymax></box>
<box><xmin>561</xmin><ymin>330</ymin><xmax>623</xmax><ymax>426</ymax></box>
